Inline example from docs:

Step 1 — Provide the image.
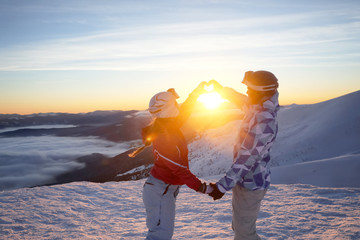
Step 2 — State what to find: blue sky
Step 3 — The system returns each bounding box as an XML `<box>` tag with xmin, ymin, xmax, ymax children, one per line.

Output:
<box><xmin>0</xmin><ymin>0</ymin><xmax>359</xmax><ymax>114</ymax></box>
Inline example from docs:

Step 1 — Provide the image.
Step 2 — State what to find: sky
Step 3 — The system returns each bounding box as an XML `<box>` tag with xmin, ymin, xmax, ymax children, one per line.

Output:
<box><xmin>0</xmin><ymin>0</ymin><xmax>359</xmax><ymax>114</ymax></box>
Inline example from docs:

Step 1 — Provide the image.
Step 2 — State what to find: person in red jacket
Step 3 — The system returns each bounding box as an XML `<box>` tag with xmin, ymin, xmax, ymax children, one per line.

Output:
<box><xmin>142</xmin><ymin>84</ymin><xmax>213</xmax><ymax>240</ymax></box>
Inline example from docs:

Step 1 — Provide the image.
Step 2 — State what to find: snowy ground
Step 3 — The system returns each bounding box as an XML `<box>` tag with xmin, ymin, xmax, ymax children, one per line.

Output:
<box><xmin>1</xmin><ymin>179</ymin><xmax>359</xmax><ymax>240</ymax></box>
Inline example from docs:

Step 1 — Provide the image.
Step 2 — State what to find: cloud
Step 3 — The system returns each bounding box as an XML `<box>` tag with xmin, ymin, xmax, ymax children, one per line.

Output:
<box><xmin>1</xmin><ymin>9</ymin><xmax>359</xmax><ymax>71</ymax></box>
<box><xmin>0</xmin><ymin>136</ymin><xmax>134</xmax><ymax>190</ymax></box>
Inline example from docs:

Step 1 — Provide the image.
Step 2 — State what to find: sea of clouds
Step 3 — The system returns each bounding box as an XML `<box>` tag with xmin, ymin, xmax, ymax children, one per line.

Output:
<box><xmin>0</xmin><ymin>132</ymin><xmax>133</xmax><ymax>190</ymax></box>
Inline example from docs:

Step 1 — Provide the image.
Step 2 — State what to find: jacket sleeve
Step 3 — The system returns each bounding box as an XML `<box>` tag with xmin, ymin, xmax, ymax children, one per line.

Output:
<box><xmin>154</xmin><ymin>137</ymin><xmax>202</xmax><ymax>191</ymax></box>
<box><xmin>216</xmin><ymin>110</ymin><xmax>277</xmax><ymax>192</ymax></box>
<box><xmin>176</xmin><ymin>93</ymin><xmax>199</xmax><ymax>127</ymax></box>
<box><xmin>220</xmin><ymin>87</ymin><xmax>247</xmax><ymax>108</ymax></box>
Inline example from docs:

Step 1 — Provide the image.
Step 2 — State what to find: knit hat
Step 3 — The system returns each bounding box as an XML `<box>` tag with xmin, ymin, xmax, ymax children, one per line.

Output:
<box><xmin>148</xmin><ymin>88</ymin><xmax>180</xmax><ymax>118</ymax></box>
<box><xmin>242</xmin><ymin>71</ymin><xmax>279</xmax><ymax>91</ymax></box>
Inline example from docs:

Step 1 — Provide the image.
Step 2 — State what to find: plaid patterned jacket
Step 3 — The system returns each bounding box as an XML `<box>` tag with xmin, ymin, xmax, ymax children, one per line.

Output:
<box><xmin>217</xmin><ymin>92</ymin><xmax>279</xmax><ymax>191</ymax></box>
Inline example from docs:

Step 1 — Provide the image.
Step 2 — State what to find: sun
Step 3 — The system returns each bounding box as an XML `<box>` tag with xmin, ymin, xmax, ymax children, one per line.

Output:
<box><xmin>197</xmin><ymin>92</ymin><xmax>227</xmax><ymax>110</ymax></box>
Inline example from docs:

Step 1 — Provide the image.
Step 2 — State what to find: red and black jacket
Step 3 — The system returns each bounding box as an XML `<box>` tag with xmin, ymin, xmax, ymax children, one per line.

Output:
<box><xmin>142</xmin><ymin>94</ymin><xmax>202</xmax><ymax>191</ymax></box>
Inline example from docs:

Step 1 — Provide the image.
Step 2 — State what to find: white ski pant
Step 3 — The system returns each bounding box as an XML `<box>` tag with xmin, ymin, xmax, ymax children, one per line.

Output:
<box><xmin>143</xmin><ymin>174</ymin><xmax>180</xmax><ymax>240</ymax></box>
<box><xmin>232</xmin><ymin>185</ymin><xmax>267</xmax><ymax>240</ymax></box>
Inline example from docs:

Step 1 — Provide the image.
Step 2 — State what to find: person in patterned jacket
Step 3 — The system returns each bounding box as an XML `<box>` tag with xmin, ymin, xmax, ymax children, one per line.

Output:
<box><xmin>208</xmin><ymin>71</ymin><xmax>280</xmax><ymax>240</ymax></box>
<box><xmin>142</xmin><ymin>84</ymin><xmax>213</xmax><ymax>240</ymax></box>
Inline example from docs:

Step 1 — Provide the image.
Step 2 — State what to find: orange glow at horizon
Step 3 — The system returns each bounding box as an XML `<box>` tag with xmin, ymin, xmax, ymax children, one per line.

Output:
<box><xmin>0</xmin><ymin>98</ymin><xmax>147</xmax><ymax>115</ymax></box>
<box><xmin>1</xmin><ymin>86</ymin><xmax>356</xmax><ymax>115</ymax></box>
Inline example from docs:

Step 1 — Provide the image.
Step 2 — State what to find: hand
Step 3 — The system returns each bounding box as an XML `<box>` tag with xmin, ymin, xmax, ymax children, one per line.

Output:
<box><xmin>208</xmin><ymin>183</ymin><xmax>225</xmax><ymax>200</ymax></box>
<box><xmin>197</xmin><ymin>182</ymin><xmax>214</xmax><ymax>194</ymax></box>
<box><xmin>208</xmin><ymin>80</ymin><xmax>223</xmax><ymax>92</ymax></box>
<box><xmin>191</xmin><ymin>81</ymin><xmax>207</xmax><ymax>97</ymax></box>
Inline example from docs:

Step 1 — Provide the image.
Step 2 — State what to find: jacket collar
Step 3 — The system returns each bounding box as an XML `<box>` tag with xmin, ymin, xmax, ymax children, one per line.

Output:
<box><xmin>250</xmin><ymin>91</ymin><xmax>279</xmax><ymax>112</ymax></box>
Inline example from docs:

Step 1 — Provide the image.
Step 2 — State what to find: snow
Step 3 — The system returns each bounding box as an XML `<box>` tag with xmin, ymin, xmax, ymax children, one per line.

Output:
<box><xmin>116</xmin><ymin>164</ymin><xmax>153</xmax><ymax>178</ymax></box>
<box><xmin>0</xmin><ymin>91</ymin><xmax>360</xmax><ymax>239</ymax></box>
<box><xmin>188</xmin><ymin>120</ymin><xmax>238</xmax><ymax>178</ymax></box>
<box><xmin>271</xmin><ymin>154</ymin><xmax>360</xmax><ymax>188</ymax></box>
<box><xmin>1</xmin><ymin>180</ymin><xmax>359</xmax><ymax>239</ymax></box>
<box><xmin>271</xmin><ymin>91</ymin><xmax>360</xmax><ymax>166</ymax></box>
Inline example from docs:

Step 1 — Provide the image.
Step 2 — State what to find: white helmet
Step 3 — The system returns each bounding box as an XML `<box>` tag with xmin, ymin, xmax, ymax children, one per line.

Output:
<box><xmin>148</xmin><ymin>88</ymin><xmax>180</xmax><ymax>118</ymax></box>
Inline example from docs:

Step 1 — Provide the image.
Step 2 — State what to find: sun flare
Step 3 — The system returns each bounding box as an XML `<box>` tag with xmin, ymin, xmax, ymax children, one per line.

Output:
<box><xmin>197</xmin><ymin>92</ymin><xmax>227</xmax><ymax>110</ymax></box>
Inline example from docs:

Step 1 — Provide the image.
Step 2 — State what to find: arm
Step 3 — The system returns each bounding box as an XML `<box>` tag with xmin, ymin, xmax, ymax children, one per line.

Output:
<box><xmin>153</xmin><ymin>137</ymin><xmax>202</xmax><ymax>191</ymax></box>
<box><xmin>221</xmin><ymin>87</ymin><xmax>247</xmax><ymax>108</ymax></box>
<box><xmin>208</xmin><ymin>80</ymin><xmax>247</xmax><ymax>108</ymax></box>
<box><xmin>216</xmin><ymin>111</ymin><xmax>277</xmax><ymax>192</ymax></box>
<box><xmin>176</xmin><ymin>82</ymin><xmax>207</xmax><ymax>126</ymax></box>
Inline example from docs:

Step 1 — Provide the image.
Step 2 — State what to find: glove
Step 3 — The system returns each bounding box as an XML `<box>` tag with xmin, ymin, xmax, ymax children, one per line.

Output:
<box><xmin>208</xmin><ymin>183</ymin><xmax>225</xmax><ymax>200</ymax></box>
<box><xmin>197</xmin><ymin>182</ymin><xmax>214</xmax><ymax>194</ymax></box>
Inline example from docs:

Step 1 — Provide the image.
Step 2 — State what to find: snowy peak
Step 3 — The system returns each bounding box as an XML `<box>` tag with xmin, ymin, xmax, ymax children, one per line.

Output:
<box><xmin>272</xmin><ymin>90</ymin><xmax>360</xmax><ymax>165</ymax></box>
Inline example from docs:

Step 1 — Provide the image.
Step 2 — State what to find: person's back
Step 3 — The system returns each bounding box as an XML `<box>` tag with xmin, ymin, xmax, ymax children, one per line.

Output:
<box><xmin>209</xmin><ymin>71</ymin><xmax>279</xmax><ymax>240</ymax></box>
<box><xmin>142</xmin><ymin>85</ymin><xmax>213</xmax><ymax>240</ymax></box>
<box><xmin>150</xmin><ymin>118</ymin><xmax>198</xmax><ymax>188</ymax></box>
<box><xmin>221</xmin><ymin>90</ymin><xmax>279</xmax><ymax>191</ymax></box>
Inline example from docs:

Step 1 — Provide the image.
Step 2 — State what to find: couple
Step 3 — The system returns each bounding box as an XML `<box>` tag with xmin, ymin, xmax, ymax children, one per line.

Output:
<box><xmin>141</xmin><ymin>70</ymin><xmax>279</xmax><ymax>240</ymax></box>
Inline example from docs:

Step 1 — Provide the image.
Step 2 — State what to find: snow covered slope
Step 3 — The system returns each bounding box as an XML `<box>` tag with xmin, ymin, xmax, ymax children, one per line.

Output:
<box><xmin>271</xmin><ymin>90</ymin><xmax>360</xmax><ymax>166</ymax></box>
<box><xmin>188</xmin><ymin>120</ymin><xmax>239</xmax><ymax>178</ymax></box>
<box><xmin>271</xmin><ymin>153</ymin><xmax>360</xmax><ymax>187</ymax></box>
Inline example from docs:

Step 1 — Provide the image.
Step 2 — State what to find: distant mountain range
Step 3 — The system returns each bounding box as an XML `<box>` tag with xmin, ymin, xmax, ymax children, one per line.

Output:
<box><xmin>0</xmin><ymin>110</ymin><xmax>136</xmax><ymax>127</ymax></box>
<box><xmin>0</xmin><ymin>107</ymin><xmax>244</xmax><ymax>142</ymax></box>
<box><xmin>0</xmin><ymin>110</ymin><xmax>151</xmax><ymax>142</ymax></box>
